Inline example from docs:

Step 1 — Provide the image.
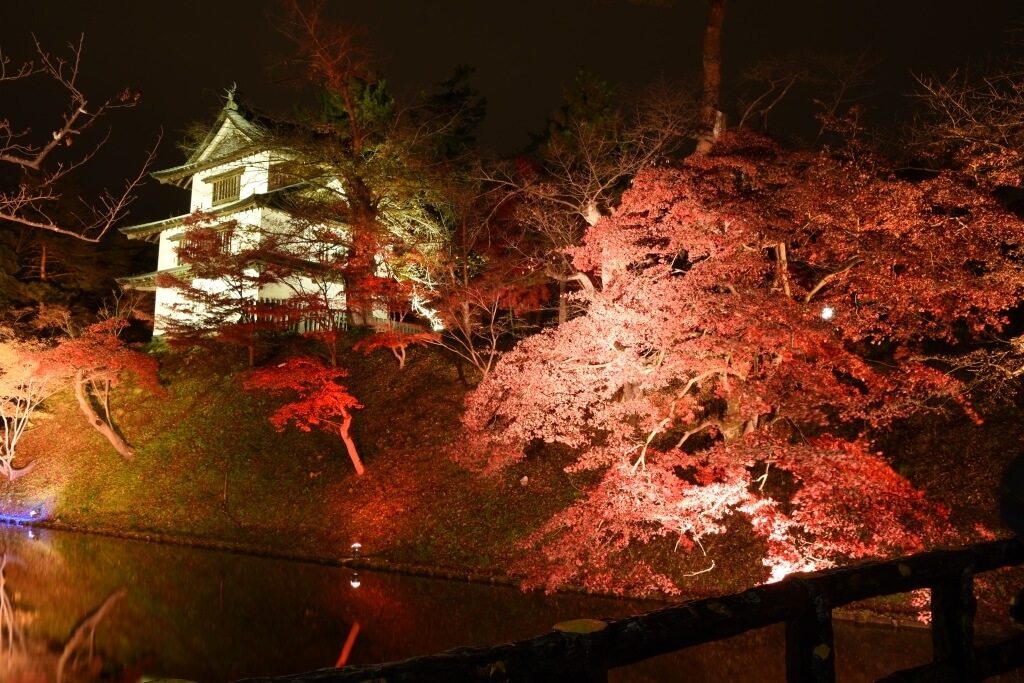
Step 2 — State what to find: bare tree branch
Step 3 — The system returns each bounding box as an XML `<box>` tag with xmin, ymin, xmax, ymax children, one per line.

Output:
<box><xmin>0</xmin><ymin>35</ymin><xmax>152</xmax><ymax>242</ymax></box>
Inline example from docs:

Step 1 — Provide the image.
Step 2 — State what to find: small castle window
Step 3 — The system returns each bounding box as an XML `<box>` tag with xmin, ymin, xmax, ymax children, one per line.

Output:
<box><xmin>175</xmin><ymin>227</ymin><xmax>232</xmax><ymax>265</ymax></box>
<box><xmin>209</xmin><ymin>171</ymin><xmax>242</xmax><ymax>206</ymax></box>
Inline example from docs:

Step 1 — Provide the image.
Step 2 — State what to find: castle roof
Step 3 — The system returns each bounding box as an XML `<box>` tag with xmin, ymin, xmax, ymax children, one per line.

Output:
<box><xmin>119</xmin><ymin>185</ymin><xmax>306</xmax><ymax>242</ymax></box>
<box><xmin>150</xmin><ymin>86</ymin><xmax>279</xmax><ymax>188</ymax></box>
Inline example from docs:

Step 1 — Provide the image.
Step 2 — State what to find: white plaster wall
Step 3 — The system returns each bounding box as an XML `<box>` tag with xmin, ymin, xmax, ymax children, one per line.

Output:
<box><xmin>150</xmin><ymin>120</ymin><xmax>351</xmax><ymax>336</ymax></box>
<box><xmin>153</xmin><ymin>276</ymin><xmax>194</xmax><ymax>336</ymax></box>
<box><xmin>157</xmin><ymin>226</ymin><xmax>184</xmax><ymax>271</ymax></box>
<box><xmin>260</xmin><ymin>275</ymin><xmax>346</xmax><ymax>301</ymax></box>
<box><xmin>190</xmin><ymin>149</ymin><xmax>272</xmax><ymax>211</ymax></box>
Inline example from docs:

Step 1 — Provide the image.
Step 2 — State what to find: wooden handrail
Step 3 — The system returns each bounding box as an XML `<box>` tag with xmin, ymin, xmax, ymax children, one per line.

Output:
<box><xmin>236</xmin><ymin>538</ymin><xmax>1024</xmax><ymax>683</ymax></box>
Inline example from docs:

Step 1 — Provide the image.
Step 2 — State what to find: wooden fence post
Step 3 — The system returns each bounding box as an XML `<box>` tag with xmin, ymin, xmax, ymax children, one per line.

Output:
<box><xmin>554</xmin><ymin>619</ymin><xmax>609</xmax><ymax>683</ymax></box>
<box><xmin>785</xmin><ymin>578</ymin><xmax>835</xmax><ymax>683</ymax></box>
<box><xmin>930</xmin><ymin>559</ymin><xmax>976</xmax><ymax>680</ymax></box>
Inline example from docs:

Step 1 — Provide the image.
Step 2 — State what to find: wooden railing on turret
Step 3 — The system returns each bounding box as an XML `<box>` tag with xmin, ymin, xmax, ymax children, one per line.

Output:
<box><xmin>368</xmin><ymin>318</ymin><xmax>427</xmax><ymax>336</ymax></box>
<box><xmin>237</xmin><ymin>538</ymin><xmax>1024</xmax><ymax>683</ymax></box>
<box><xmin>255</xmin><ymin>298</ymin><xmax>348</xmax><ymax>335</ymax></box>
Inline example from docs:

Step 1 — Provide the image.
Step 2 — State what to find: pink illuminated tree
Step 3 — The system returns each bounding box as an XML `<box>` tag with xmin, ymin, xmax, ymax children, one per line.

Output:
<box><xmin>0</xmin><ymin>336</ymin><xmax>63</xmax><ymax>479</ymax></box>
<box><xmin>465</xmin><ymin>130</ymin><xmax>1023</xmax><ymax>594</ymax></box>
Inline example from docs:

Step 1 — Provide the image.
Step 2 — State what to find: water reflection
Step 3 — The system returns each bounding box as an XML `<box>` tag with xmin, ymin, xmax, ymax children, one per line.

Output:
<box><xmin>55</xmin><ymin>589</ymin><xmax>125</xmax><ymax>683</ymax></box>
<box><xmin>0</xmin><ymin>545</ymin><xmax>128</xmax><ymax>683</ymax></box>
<box><xmin>0</xmin><ymin>525</ymin><xmax>1016</xmax><ymax>682</ymax></box>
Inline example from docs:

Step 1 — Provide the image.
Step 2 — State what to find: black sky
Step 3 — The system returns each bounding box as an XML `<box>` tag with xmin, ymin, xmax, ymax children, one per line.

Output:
<box><xmin>5</xmin><ymin>1</ymin><xmax>1024</xmax><ymax>221</ymax></box>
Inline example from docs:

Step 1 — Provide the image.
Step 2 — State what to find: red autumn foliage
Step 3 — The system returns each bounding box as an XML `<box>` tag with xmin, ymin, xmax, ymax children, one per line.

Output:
<box><xmin>354</xmin><ymin>329</ymin><xmax>437</xmax><ymax>370</ymax></box>
<box><xmin>465</xmin><ymin>130</ymin><xmax>1022</xmax><ymax>594</ymax></box>
<box><xmin>419</xmin><ymin>186</ymin><xmax>548</xmax><ymax>381</ymax></box>
<box><xmin>244</xmin><ymin>356</ymin><xmax>365</xmax><ymax>475</ymax></box>
<box><xmin>348</xmin><ymin>272</ymin><xmax>437</xmax><ymax>370</ymax></box>
<box><xmin>157</xmin><ymin>211</ymin><xmax>291</xmax><ymax>367</ymax></box>
<box><xmin>43</xmin><ymin>317</ymin><xmax>160</xmax><ymax>461</ymax></box>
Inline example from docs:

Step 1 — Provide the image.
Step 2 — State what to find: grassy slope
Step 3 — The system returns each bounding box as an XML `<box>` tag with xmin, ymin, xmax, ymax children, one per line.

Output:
<box><xmin>9</xmin><ymin>338</ymin><xmax>583</xmax><ymax>578</ymax></box>
<box><xmin>8</xmin><ymin>336</ymin><xmax>1024</xmax><ymax>624</ymax></box>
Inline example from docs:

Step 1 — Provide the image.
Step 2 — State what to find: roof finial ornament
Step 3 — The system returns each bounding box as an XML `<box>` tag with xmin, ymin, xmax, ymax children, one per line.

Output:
<box><xmin>225</xmin><ymin>83</ymin><xmax>238</xmax><ymax>111</ymax></box>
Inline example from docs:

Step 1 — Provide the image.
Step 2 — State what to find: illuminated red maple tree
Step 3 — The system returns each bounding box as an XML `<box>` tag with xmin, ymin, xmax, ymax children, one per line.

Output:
<box><xmin>464</xmin><ymin>130</ymin><xmax>1024</xmax><ymax>593</ymax></box>
<box><xmin>44</xmin><ymin>317</ymin><xmax>160</xmax><ymax>461</ymax></box>
<box><xmin>244</xmin><ymin>356</ymin><xmax>364</xmax><ymax>475</ymax></box>
<box><xmin>354</xmin><ymin>328</ymin><xmax>436</xmax><ymax>370</ymax></box>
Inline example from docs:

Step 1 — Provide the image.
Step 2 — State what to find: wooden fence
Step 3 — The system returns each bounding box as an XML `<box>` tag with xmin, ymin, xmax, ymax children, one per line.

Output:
<box><xmin>255</xmin><ymin>298</ymin><xmax>427</xmax><ymax>337</ymax></box>
<box><xmin>238</xmin><ymin>538</ymin><xmax>1024</xmax><ymax>683</ymax></box>
<box><xmin>255</xmin><ymin>298</ymin><xmax>347</xmax><ymax>335</ymax></box>
<box><xmin>368</xmin><ymin>318</ymin><xmax>428</xmax><ymax>336</ymax></box>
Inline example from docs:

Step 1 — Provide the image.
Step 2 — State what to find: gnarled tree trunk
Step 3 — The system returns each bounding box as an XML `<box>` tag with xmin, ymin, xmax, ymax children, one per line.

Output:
<box><xmin>338</xmin><ymin>410</ymin><xmax>365</xmax><ymax>476</ymax></box>
<box><xmin>0</xmin><ymin>458</ymin><xmax>36</xmax><ymax>481</ymax></box>
<box><xmin>73</xmin><ymin>369</ymin><xmax>134</xmax><ymax>461</ymax></box>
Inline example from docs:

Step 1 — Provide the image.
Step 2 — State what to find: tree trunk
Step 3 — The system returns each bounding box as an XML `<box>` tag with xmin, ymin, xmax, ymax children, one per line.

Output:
<box><xmin>0</xmin><ymin>459</ymin><xmax>36</xmax><ymax>481</ymax></box>
<box><xmin>222</xmin><ymin>461</ymin><xmax>229</xmax><ymax>509</ymax></box>
<box><xmin>73</xmin><ymin>369</ymin><xmax>134</xmax><ymax>461</ymax></box>
<box><xmin>339</xmin><ymin>410</ymin><xmax>365</xmax><ymax>476</ymax></box>
<box><xmin>558</xmin><ymin>277</ymin><xmax>568</xmax><ymax>325</ymax></box>
<box><xmin>694</xmin><ymin>0</ymin><xmax>726</xmax><ymax>155</ymax></box>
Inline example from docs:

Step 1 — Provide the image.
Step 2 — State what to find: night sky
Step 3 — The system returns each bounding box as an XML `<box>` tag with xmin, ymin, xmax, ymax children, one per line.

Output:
<box><xmin>5</xmin><ymin>1</ymin><xmax>1024</xmax><ymax>221</ymax></box>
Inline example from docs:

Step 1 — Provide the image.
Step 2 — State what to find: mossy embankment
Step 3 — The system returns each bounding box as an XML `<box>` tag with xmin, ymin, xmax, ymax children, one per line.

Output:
<box><xmin>6</xmin><ymin>335</ymin><xmax>1024</xmax><ymax>626</ymax></box>
<box><xmin>7</xmin><ymin>338</ymin><xmax>583</xmax><ymax>581</ymax></box>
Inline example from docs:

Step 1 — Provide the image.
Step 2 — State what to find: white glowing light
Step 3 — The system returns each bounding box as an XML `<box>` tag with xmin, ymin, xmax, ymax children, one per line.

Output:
<box><xmin>27</xmin><ymin>530</ymin><xmax>36</xmax><ymax>540</ymax></box>
<box><xmin>349</xmin><ymin>572</ymin><xmax>361</xmax><ymax>588</ymax></box>
<box><xmin>410</xmin><ymin>291</ymin><xmax>444</xmax><ymax>331</ymax></box>
<box><xmin>351</xmin><ymin>542</ymin><xmax>362</xmax><ymax>558</ymax></box>
<box><xmin>821</xmin><ymin>306</ymin><xmax>835</xmax><ymax>321</ymax></box>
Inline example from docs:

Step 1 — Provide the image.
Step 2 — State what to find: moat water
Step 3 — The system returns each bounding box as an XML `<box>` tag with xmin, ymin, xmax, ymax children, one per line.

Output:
<box><xmin>0</xmin><ymin>525</ymin><xmax>1018</xmax><ymax>682</ymax></box>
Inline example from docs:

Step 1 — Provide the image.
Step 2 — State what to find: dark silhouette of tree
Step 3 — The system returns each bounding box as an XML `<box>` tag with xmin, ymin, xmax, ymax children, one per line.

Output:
<box><xmin>487</xmin><ymin>72</ymin><xmax>695</xmax><ymax>323</ymax></box>
<box><xmin>0</xmin><ymin>35</ymin><xmax>155</xmax><ymax>242</ymax></box>
<box><xmin>694</xmin><ymin>0</ymin><xmax>726</xmax><ymax>154</ymax></box>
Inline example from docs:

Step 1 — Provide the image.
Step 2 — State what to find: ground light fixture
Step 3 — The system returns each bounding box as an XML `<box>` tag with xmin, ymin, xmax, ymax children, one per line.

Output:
<box><xmin>351</xmin><ymin>542</ymin><xmax>362</xmax><ymax>559</ymax></box>
<box><xmin>821</xmin><ymin>306</ymin><xmax>835</xmax><ymax>321</ymax></box>
<box><xmin>349</xmin><ymin>572</ymin><xmax>361</xmax><ymax>588</ymax></box>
